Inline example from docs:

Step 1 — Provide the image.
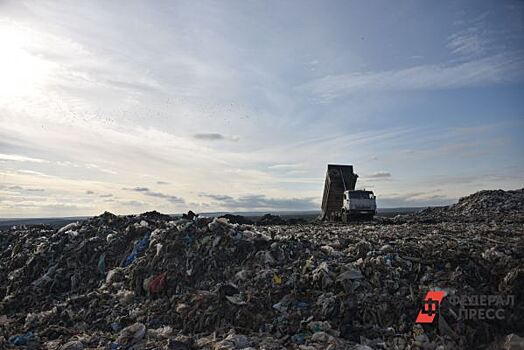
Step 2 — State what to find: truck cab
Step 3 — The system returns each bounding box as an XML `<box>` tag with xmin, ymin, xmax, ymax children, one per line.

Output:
<box><xmin>342</xmin><ymin>190</ymin><xmax>376</xmax><ymax>221</ymax></box>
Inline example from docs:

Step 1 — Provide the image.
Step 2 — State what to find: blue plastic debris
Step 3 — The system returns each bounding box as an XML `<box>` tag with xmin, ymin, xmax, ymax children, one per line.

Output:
<box><xmin>111</xmin><ymin>322</ymin><xmax>122</xmax><ymax>331</ymax></box>
<box><xmin>98</xmin><ymin>252</ymin><xmax>106</xmax><ymax>274</ymax></box>
<box><xmin>295</xmin><ymin>301</ymin><xmax>309</xmax><ymax>309</ymax></box>
<box><xmin>123</xmin><ymin>234</ymin><xmax>150</xmax><ymax>267</ymax></box>
<box><xmin>291</xmin><ymin>333</ymin><xmax>306</xmax><ymax>344</ymax></box>
<box><xmin>8</xmin><ymin>331</ymin><xmax>34</xmax><ymax>346</ymax></box>
<box><xmin>183</xmin><ymin>233</ymin><xmax>194</xmax><ymax>246</ymax></box>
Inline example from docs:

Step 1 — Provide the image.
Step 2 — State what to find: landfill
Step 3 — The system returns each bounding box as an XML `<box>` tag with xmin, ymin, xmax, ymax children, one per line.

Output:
<box><xmin>393</xmin><ymin>189</ymin><xmax>524</xmax><ymax>224</ymax></box>
<box><xmin>0</xmin><ymin>189</ymin><xmax>523</xmax><ymax>349</ymax></box>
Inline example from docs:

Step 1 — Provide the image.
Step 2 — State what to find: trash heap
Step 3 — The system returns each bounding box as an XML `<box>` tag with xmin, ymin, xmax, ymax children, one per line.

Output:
<box><xmin>0</xmin><ymin>189</ymin><xmax>523</xmax><ymax>350</ymax></box>
<box><xmin>398</xmin><ymin>189</ymin><xmax>524</xmax><ymax>224</ymax></box>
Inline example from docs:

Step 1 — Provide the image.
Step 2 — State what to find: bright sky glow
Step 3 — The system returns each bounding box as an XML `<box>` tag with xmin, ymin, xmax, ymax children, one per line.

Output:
<box><xmin>0</xmin><ymin>22</ymin><xmax>53</xmax><ymax>98</ymax></box>
<box><xmin>0</xmin><ymin>0</ymin><xmax>523</xmax><ymax>217</ymax></box>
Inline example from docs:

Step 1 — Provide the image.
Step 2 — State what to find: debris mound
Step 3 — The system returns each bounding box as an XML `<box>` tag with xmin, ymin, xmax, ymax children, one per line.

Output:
<box><xmin>257</xmin><ymin>213</ymin><xmax>286</xmax><ymax>225</ymax></box>
<box><xmin>218</xmin><ymin>214</ymin><xmax>253</xmax><ymax>225</ymax></box>
<box><xmin>403</xmin><ymin>188</ymin><xmax>524</xmax><ymax>223</ymax></box>
<box><xmin>1</xmin><ymin>189</ymin><xmax>523</xmax><ymax>349</ymax></box>
<box><xmin>450</xmin><ymin>188</ymin><xmax>524</xmax><ymax>215</ymax></box>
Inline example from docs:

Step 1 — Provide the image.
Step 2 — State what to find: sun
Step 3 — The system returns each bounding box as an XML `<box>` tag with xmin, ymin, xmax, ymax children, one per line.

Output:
<box><xmin>0</xmin><ymin>21</ymin><xmax>53</xmax><ymax>99</ymax></box>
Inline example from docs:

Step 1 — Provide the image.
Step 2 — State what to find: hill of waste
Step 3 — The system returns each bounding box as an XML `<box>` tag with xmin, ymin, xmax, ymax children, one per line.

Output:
<box><xmin>396</xmin><ymin>188</ymin><xmax>524</xmax><ymax>224</ymax></box>
<box><xmin>0</xmin><ymin>189</ymin><xmax>523</xmax><ymax>349</ymax></box>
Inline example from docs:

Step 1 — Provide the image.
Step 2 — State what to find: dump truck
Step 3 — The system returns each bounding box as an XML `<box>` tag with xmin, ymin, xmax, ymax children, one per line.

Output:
<box><xmin>321</xmin><ymin>164</ymin><xmax>377</xmax><ymax>222</ymax></box>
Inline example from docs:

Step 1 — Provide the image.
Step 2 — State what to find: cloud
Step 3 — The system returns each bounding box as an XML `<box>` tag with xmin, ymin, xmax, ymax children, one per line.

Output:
<box><xmin>301</xmin><ymin>53</ymin><xmax>524</xmax><ymax>101</ymax></box>
<box><xmin>84</xmin><ymin>163</ymin><xmax>117</xmax><ymax>175</ymax></box>
<box><xmin>203</xmin><ymin>194</ymin><xmax>234</xmax><ymax>201</ymax></box>
<box><xmin>0</xmin><ymin>200</ymin><xmax>90</xmax><ymax>211</ymax></box>
<box><xmin>445</xmin><ymin>11</ymin><xmax>514</xmax><ymax>60</ymax></box>
<box><xmin>56</xmin><ymin>161</ymin><xmax>82</xmax><ymax>168</ymax></box>
<box><xmin>86</xmin><ymin>190</ymin><xmax>112</xmax><ymax>197</ymax></box>
<box><xmin>193</xmin><ymin>133</ymin><xmax>239</xmax><ymax>142</ymax></box>
<box><xmin>56</xmin><ymin>161</ymin><xmax>116</xmax><ymax>174</ymax></box>
<box><xmin>126</xmin><ymin>187</ymin><xmax>150</xmax><ymax>192</ymax></box>
<box><xmin>104</xmin><ymin>78</ymin><xmax>161</xmax><ymax>94</ymax></box>
<box><xmin>124</xmin><ymin>187</ymin><xmax>185</xmax><ymax>204</ymax></box>
<box><xmin>447</xmin><ymin>32</ymin><xmax>485</xmax><ymax>58</ymax></box>
<box><xmin>0</xmin><ymin>185</ymin><xmax>45</xmax><ymax>192</ymax></box>
<box><xmin>399</xmin><ymin>140</ymin><xmax>495</xmax><ymax>160</ymax></box>
<box><xmin>0</xmin><ymin>153</ymin><xmax>48</xmax><ymax>163</ymax></box>
<box><xmin>452</xmin><ymin>125</ymin><xmax>491</xmax><ymax>135</ymax></box>
<box><xmin>120</xmin><ymin>200</ymin><xmax>146</xmax><ymax>207</ymax></box>
<box><xmin>446</xmin><ymin>12</ymin><xmax>490</xmax><ymax>58</ymax></box>
<box><xmin>143</xmin><ymin>191</ymin><xmax>184</xmax><ymax>204</ymax></box>
<box><xmin>365</xmin><ymin>171</ymin><xmax>392</xmax><ymax>179</ymax></box>
<box><xmin>156</xmin><ymin>181</ymin><xmax>170</xmax><ymax>185</ymax></box>
<box><xmin>193</xmin><ymin>133</ymin><xmax>225</xmax><ymax>140</ymax></box>
<box><xmin>268</xmin><ymin>163</ymin><xmax>305</xmax><ymax>170</ymax></box>
<box><xmin>200</xmin><ymin>193</ymin><xmax>317</xmax><ymax>210</ymax></box>
<box><xmin>378</xmin><ymin>190</ymin><xmax>455</xmax><ymax>208</ymax></box>
<box><xmin>16</xmin><ymin>169</ymin><xmax>51</xmax><ymax>177</ymax></box>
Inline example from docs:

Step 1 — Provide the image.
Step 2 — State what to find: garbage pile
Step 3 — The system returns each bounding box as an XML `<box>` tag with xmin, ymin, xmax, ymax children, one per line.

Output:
<box><xmin>217</xmin><ymin>214</ymin><xmax>254</xmax><ymax>225</ymax></box>
<box><xmin>256</xmin><ymin>214</ymin><xmax>286</xmax><ymax>226</ymax></box>
<box><xmin>396</xmin><ymin>188</ymin><xmax>524</xmax><ymax>223</ymax></box>
<box><xmin>0</xmin><ymin>189</ymin><xmax>523</xmax><ymax>349</ymax></box>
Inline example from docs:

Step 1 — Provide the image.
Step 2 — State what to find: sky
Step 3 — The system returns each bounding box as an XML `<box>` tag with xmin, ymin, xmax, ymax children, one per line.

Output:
<box><xmin>0</xmin><ymin>0</ymin><xmax>523</xmax><ymax>217</ymax></box>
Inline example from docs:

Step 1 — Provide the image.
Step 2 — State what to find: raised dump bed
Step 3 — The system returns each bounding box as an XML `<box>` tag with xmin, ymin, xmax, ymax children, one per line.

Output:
<box><xmin>321</xmin><ymin>164</ymin><xmax>358</xmax><ymax>221</ymax></box>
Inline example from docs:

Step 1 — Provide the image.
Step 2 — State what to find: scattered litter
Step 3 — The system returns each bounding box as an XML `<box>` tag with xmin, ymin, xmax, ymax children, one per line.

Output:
<box><xmin>0</xmin><ymin>191</ymin><xmax>522</xmax><ymax>349</ymax></box>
